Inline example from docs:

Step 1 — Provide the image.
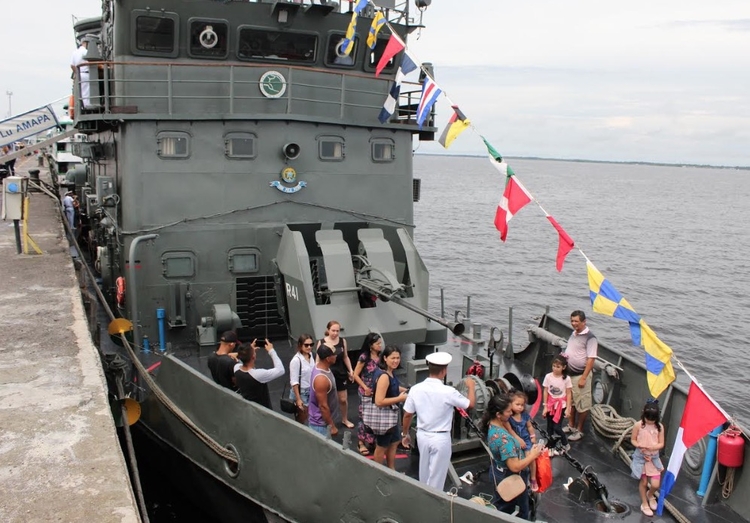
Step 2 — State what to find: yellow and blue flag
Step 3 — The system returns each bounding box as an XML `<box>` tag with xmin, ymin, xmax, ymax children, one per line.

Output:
<box><xmin>587</xmin><ymin>261</ymin><xmax>675</xmax><ymax>397</ymax></box>
<box><xmin>367</xmin><ymin>11</ymin><xmax>385</xmax><ymax>49</ymax></box>
<box><xmin>639</xmin><ymin>320</ymin><xmax>676</xmax><ymax>398</ymax></box>
<box><xmin>340</xmin><ymin>0</ymin><xmax>370</xmax><ymax>56</ymax></box>
<box><xmin>587</xmin><ymin>261</ymin><xmax>641</xmax><ymax>345</ymax></box>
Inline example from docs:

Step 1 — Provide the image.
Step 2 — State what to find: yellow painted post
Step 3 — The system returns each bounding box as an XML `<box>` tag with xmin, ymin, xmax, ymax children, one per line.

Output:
<box><xmin>21</xmin><ymin>195</ymin><xmax>43</xmax><ymax>255</ymax></box>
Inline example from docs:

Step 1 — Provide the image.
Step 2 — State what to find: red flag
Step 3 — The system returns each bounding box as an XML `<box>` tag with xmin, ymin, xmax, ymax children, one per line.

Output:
<box><xmin>375</xmin><ymin>34</ymin><xmax>405</xmax><ymax>77</ymax></box>
<box><xmin>546</xmin><ymin>216</ymin><xmax>575</xmax><ymax>272</ymax></box>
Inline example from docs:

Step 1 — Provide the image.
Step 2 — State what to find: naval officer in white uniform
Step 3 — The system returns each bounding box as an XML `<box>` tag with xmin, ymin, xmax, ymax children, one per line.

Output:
<box><xmin>401</xmin><ymin>352</ymin><xmax>476</xmax><ymax>490</ymax></box>
<box><xmin>71</xmin><ymin>38</ymin><xmax>90</xmax><ymax>108</ymax></box>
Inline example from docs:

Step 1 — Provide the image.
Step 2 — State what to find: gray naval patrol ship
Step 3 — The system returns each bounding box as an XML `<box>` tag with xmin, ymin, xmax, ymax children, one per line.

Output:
<box><xmin>65</xmin><ymin>1</ymin><xmax>750</xmax><ymax>522</ymax></box>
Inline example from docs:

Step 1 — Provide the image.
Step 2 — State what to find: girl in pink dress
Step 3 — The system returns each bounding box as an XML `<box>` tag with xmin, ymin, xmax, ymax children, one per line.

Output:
<box><xmin>630</xmin><ymin>400</ymin><xmax>665</xmax><ymax>516</ymax></box>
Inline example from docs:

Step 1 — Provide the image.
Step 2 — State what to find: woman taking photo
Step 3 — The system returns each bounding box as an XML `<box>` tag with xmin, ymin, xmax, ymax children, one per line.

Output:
<box><xmin>317</xmin><ymin>320</ymin><xmax>355</xmax><ymax>428</ymax></box>
<box><xmin>481</xmin><ymin>394</ymin><xmax>544</xmax><ymax>520</ymax></box>
<box><xmin>351</xmin><ymin>332</ymin><xmax>383</xmax><ymax>455</ymax></box>
<box><xmin>289</xmin><ymin>333</ymin><xmax>316</xmax><ymax>425</ymax></box>
<box><xmin>372</xmin><ymin>345</ymin><xmax>408</xmax><ymax>469</ymax></box>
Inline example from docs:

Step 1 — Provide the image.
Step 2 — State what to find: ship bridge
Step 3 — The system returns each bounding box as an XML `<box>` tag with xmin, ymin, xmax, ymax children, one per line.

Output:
<box><xmin>73</xmin><ymin>0</ymin><xmax>437</xmax><ymax>139</ymax></box>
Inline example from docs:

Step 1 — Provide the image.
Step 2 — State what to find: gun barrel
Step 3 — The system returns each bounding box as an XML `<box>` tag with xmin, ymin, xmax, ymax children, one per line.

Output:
<box><xmin>357</xmin><ymin>280</ymin><xmax>465</xmax><ymax>336</ymax></box>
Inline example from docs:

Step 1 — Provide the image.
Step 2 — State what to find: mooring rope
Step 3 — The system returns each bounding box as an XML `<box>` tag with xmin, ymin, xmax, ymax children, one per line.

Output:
<box><xmin>51</xmin><ymin>185</ymin><xmax>239</xmax><ymax>465</ymax></box>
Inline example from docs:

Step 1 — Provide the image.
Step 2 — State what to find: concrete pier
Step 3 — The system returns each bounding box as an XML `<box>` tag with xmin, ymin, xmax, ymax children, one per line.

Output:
<box><xmin>0</xmin><ymin>156</ymin><xmax>140</xmax><ymax>522</ymax></box>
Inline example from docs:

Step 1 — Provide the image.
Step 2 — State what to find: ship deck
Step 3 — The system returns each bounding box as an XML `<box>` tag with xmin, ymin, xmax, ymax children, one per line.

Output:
<box><xmin>165</xmin><ymin>335</ymin><xmax>746</xmax><ymax>523</ymax></box>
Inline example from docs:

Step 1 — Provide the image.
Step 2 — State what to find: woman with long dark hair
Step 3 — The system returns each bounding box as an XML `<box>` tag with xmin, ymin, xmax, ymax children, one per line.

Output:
<box><xmin>481</xmin><ymin>394</ymin><xmax>543</xmax><ymax>520</ymax></box>
<box><xmin>372</xmin><ymin>345</ymin><xmax>408</xmax><ymax>469</ymax></box>
<box><xmin>351</xmin><ymin>332</ymin><xmax>383</xmax><ymax>455</ymax></box>
<box><xmin>289</xmin><ymin>333</ymin><xmax>315</xmax><ymax>425</ymax></box>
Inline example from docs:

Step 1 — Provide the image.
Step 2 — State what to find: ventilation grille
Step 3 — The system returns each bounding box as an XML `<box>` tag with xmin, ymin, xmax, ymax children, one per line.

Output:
<box><xmin>235</xmin><ymin>276</ymin><xmax>287</xmax><ymax>339</ymax></box>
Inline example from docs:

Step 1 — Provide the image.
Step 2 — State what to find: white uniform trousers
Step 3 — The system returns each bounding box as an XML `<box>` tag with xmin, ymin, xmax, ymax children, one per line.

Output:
<box><xmin>80</xmin><ymin>72</ymin><xmax>91</xmax><ymax>107</ymax></box>
<box><xmin>417</xmin><ymin>431</ymin><xmax>452</xmax><ymax>490</ymax></box>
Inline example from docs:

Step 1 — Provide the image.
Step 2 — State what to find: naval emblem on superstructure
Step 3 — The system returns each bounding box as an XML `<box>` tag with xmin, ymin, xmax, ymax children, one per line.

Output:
<box><xmin>259</xmin><ymin>71</ymin><xmax>287</xmax><ymax>99</ymax></box>
<box><xmin>270</xmin><ymin>166</ymin><xmax>306</xmax><ymax>193</ymax></box>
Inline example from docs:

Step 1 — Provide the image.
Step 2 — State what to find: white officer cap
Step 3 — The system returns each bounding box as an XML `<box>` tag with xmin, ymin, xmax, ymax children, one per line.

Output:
<box><xmin>425</xmin><ymin>351</ymin><xmax>452</xmax><ymax>366</ymax></box>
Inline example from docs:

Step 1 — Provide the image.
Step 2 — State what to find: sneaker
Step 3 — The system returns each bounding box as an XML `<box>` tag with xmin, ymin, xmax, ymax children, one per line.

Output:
<box><xmin>567</xmin><ymin>429</ymin><xmax>583</xmax><ymax>441</ymax></box>
<box><xmin>560</xmin><ymin>444</ymin><xmax>571</xmax><ymax>453</ymax></box>
<box><xmin>562</xmin><ymin>426</ymin><xmax>574</xmax><ymax>434</ymax></box>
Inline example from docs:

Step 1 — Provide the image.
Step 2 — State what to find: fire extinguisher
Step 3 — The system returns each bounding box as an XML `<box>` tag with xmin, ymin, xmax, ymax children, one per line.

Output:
<box><xmin>718</xmin><ymin>426</ymin><xmax>745</xmax><ymax>498</ymax></box>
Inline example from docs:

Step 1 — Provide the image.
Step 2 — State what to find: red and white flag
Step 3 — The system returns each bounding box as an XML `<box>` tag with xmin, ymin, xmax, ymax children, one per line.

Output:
<box><xmin>657</xmin><ymin>381</ymin><xmax>727</xmax><ymax>515</ymax></box>
<box><xmin>483</xmin><ymin>138</ymin><xmax>532</xmax><ymax>242</ymax></box>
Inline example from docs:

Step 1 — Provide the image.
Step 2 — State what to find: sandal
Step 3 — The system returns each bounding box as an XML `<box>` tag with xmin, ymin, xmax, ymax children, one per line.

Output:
<box><xmin>648</xmin><ymin>496</ymin><xmax>658</xmax><ymax>511</ymax></box>
<box><xmin>342</xmin><ymin>420</ymin><xmax>355</xmax><ymax>429</ymax></box>
<box><xmin>358</xmin><ymin>443</ymin><xmax>370</xmax><ymax>456</ymax></box>
<box><xmin>640</xmin><ymin>504</ymin><xmax>654</xmax><ymax>517</ymax></box>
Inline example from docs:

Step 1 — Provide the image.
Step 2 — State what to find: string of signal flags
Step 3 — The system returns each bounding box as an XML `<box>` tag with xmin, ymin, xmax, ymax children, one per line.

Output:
<box><xmin>360</xmin><ymin>0</ymin><xmax>735</xmax><ymax>412</ymax></box>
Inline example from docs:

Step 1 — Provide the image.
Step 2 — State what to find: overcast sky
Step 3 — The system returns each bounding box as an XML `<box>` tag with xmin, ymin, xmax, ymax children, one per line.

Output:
<box><xmin>5</xmin><ymin>0</ymin><xmax>749</xmax><ymax>166</ymax></box>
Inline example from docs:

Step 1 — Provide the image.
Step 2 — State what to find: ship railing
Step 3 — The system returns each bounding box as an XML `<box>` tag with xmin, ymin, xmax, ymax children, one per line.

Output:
<box><xmin>72</xmin><ymin>61</ymin><xmax>433</xmax><ymax>129</ymax></box>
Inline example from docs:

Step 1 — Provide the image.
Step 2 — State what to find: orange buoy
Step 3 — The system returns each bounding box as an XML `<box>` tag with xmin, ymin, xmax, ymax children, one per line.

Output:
<box><xmin>68</xmin><ymin>94</ymin><xmax>75</xmax><ymax>119</ymax></box>
<box><xmin>718</xmin><ymin>428</ymin><xmax>745</xmax><ymax>468</ymax></box>
<box><xmin>116</xmin><ymin>276</ymin><xmax>126</xmax><ymax>307</ymax></box>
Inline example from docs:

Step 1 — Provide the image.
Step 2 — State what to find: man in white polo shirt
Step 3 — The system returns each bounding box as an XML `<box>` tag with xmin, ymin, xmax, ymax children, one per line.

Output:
<box><xmin>401</xmin><ymin>352</ymin><xmax>476</xmax><ymax>490</ymax></box>
<box><xmin>563</xmin><ymin>310</ymin><xmax>598</xmax><ymax>441</ymax></box>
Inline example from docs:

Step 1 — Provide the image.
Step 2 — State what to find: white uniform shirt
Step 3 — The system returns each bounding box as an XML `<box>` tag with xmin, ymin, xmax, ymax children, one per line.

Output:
<box><xmin>403</xmin><ymin>377</ymin><xmax>470</xmax><ymax>433</ymax></box>
<box><xmin>71</xmin><ymin>45</ymin><xmax>89</xmax><ymax>74</ymax></box>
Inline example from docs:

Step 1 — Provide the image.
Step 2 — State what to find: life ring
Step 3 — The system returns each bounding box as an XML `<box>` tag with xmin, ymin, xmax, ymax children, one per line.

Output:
<box><xmin>335</xmin><ymin>39</ymin><xmax>350</xmax><ymax>58</ymax></box>
<box><xmin>68</xmin><ymin>94</ymin><xmax>75</xmax><ymax>119</ymax></box>
<box><xmin>199</xmin><ymin>26</ymin><xmax>218</xmax><ymax>49</ymax></box>
<box><xmin>116</xmin><ymin>276</ymin><xmax>126</xmax><ymax>307</ymax></box>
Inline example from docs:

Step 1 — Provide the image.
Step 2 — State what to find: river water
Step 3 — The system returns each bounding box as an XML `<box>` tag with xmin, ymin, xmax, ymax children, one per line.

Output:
<box><xmin>413</xmin><ymin>154</ymin><xmax>750</xmax><ymax>427</ymax></box>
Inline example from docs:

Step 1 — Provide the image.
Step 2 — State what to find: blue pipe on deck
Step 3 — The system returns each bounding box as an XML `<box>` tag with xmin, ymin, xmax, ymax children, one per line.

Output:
<box><xmin>156</xmin><ymin>308</ymin><xmax>166</xmax><ymax>352</ymax></box>
<box><xmin>697</xmin><ymin>425</ymin><xmax>723</xmax><ymax>497</ymax></box>
<box><xmin>142</xmin><ymin>335</ymin><xmax>150</xmax><ymax>353</ymax></box>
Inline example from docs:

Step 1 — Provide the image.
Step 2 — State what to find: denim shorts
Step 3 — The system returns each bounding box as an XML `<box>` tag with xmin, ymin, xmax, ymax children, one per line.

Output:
<box><xmin>309</xmin><ymin>424</ymin><xmax>329</xmax><ymax>437</ymax></box>
<box><xmin>289</xmin><ymin>387</ymin><xmax>310</xmax><ymax>405</ymax></box>
<box><xmin>375</xmin><ymin>425</ymin><xmax>401</xmax><ymax>448</ymax></box>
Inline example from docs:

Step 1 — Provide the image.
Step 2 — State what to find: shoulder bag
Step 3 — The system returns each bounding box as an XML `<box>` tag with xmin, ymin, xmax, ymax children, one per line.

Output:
<box><xmin>362</xmin><ymin>370</ymin><xmax>399</xmax><ymax>435</ymax></box>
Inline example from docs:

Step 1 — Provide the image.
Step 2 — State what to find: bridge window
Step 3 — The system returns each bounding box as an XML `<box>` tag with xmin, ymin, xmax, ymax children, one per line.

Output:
<box><xmin>237</xmin><ymin>27</ymin><xmax>317</xmax><ymax>62</ymax></box>
<box><xmin>372</xmin><ymin>139</ymin><xmax>395</xmax><ymax>162</ymax></box>
<box><xmin>224</xmin><ymin>133</ymin><xmax>257</xmax><ymax>159</ymax></box>
<box><xmin>318</xmin><ymin>136</ymin><xmax>345</xmax><ymax>161</ymax></box>
<box><xmin>325</xmin><ymin>34</ymin><xmax>357</xmax><ymax>68</ymax></box>
<box><xmin>132</xmin><ymin>10</ymin><xmax>179</xmax><ymax>58</ymax></box>
<box><xmin>157</xmin><ymin>132</ymin><xmax>190</xmax><ymax>158</ymax></box>
<box><xmin>365</xmin><ymin>38</ymin><xmax>397</xmax><ymax>73</ymax></box>
<box><xmin>189</xmin><ymin>19</ymin><xmax>229</xmax><ymax>59</ymax></box>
